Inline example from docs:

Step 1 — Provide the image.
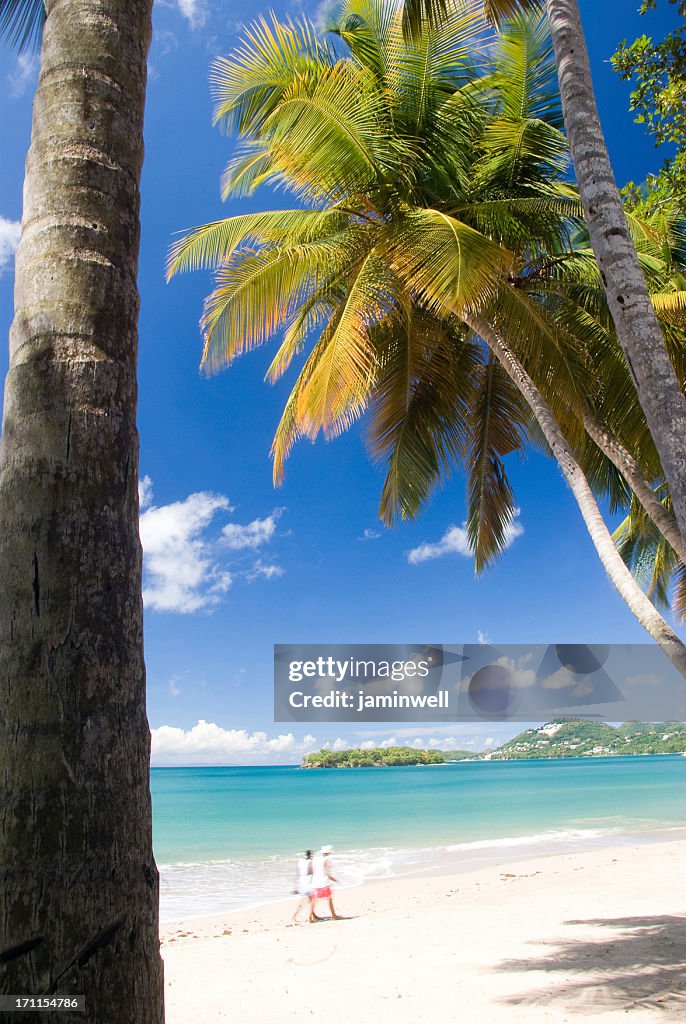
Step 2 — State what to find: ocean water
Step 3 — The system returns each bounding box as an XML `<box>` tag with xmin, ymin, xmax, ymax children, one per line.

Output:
<box><xmin>152</xmin><ymin>755</ymin><xmax>686</xmax><ymax>921</ymax></box>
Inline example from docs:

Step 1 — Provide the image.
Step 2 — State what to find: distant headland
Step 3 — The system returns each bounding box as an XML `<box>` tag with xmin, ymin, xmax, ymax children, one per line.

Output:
<box><xmin>301</xmin><ymin>720</ymin><xmax>686</xmax><ymax>767</ymax></box>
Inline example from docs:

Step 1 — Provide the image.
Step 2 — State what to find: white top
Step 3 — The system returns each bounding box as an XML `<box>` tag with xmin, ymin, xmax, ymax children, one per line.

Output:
<box><xmin>310</xmin><ymin>851</ymin><xmax>331</xmax><ymax>889</ymax></box>
<box><xmin>296</xmin><ymin>856</ymin><xmax>312</xmax><ymax>895</ymax></box>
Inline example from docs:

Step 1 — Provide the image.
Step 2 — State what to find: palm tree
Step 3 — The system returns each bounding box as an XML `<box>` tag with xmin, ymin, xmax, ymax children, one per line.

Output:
<box><xmin>169</xmin><ymin>0</ymin><xmax>686</xmax><ymax>674</ymax></box>
<box><xmin>407</xmin><ymin>0</ymin><xmax>686</xmax><ymax>553</ymax></box>
<box><xmin>0</xmin><ymin>2</ymin><xmax>164</xmax><ymax>1019</ymax></box>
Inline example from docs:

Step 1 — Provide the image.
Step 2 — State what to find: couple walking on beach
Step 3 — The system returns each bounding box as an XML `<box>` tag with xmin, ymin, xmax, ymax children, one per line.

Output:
<box><xmin>292</xmin><ymin>845</ymin><xmax>341</xmax><ymax>924</ymax></box>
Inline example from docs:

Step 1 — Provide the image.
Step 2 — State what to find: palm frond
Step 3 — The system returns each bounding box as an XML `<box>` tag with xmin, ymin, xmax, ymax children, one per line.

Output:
<box><xmin>386</xmin><ymin>208</ymin><xmax>512</xmax><ymax>317</ymax></box>
<box><xmin>399</xmin><ymin>0</ymin><xmax>490</xmax><ymax>135</ymax></box>
<box><xmin>466</xmin><ymin>352</ymin><xmax>527</xmax><ymax>572</ymax></box>
<box><xmin>452</xmin><ymin>194</ymin><xmax>582</xmax><ymax>252</ymax></box>
<box><xmin>199</xmin><ymin>233</ymin><xmax>361</xmax><ymax>373</ymax></box>
<box><xmin>613</xmin><ymin>494</ymin><xmax>679</xmax><ymax>608</ymax></box>
<box><xmin>0</xmin><ymin>0</ymin><xmax>45</xmax><ymax>52</ymax></box>
<box><xmin>166</xmin><ymin>208</ymin><xmax>350</xmax><ymax>278</ymax></box>
<box><xmin>651</xmin><ymin>290</ymin><xmax>686</xmax><ymax>326</ymax></box>
<box><xmin>490</xmin><ymin>10</ymin><xmax>562</xmax><ymax>128</ymax></box>
<box><xmin>328</xmin><ymin>0</ymin><xmax>404</xmax><ymax>83</ymax></box>
<box><xmin>251</xmin><ymin>62</ymin><xmax>391</xmax><ymax>203</ymax></box>
<box><xmin>294</xmin><ymin>251</ymin><xmax>395</xmax><ymax>438</ymax></box>
<box><xmin>265</xmin><ymin>292</ymin><xmax>337</xmax><ymax>384</ymax></box>
<box><xmin>369</xmin><ymin>313</ymin><xmax>480</xmax><ymax>522</ymax></box>
<box><xmin>211</xmin><ymin>14</ymin><xmax>334</xmax><ymax>135</ymax></box>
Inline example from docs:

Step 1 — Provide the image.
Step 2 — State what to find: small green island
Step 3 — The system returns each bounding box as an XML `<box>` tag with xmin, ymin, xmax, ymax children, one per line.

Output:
<box><xmin>301</xmin><ymin>720</ymin><xmax>686</xmax><ymax>767</ymax></box>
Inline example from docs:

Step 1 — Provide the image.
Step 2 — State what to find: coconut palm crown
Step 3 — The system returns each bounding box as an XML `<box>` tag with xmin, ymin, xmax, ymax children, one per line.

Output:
<box><xmin>168</xmin><ymin>0</ymin><xmax>686</xmax><ymax>584</ymax></box>
<box><xmin>168</xmin><ymin>0</ymin><xmax>594</xmax><ymax>566</ymax></box>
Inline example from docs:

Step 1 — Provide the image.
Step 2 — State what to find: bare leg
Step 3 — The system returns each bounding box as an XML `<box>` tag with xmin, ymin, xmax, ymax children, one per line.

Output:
<box><xmin>329</xmin><ymin>897</ymin><xmax>341</xmax><ymax>920</ymax></box>
<box><xmin>291</xmin><ymin>896</ymin><xmax>308</xmax><ymax>924</ymax></box>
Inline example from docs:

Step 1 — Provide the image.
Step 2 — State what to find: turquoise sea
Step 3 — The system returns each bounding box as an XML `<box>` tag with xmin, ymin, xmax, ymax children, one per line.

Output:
<box><xmin>152</xmin><ymin>755</ymin><xmax>686</xmax><ymax>921</ymax></box>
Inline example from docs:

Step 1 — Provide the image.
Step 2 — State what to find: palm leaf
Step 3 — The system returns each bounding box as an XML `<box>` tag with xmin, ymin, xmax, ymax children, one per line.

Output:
<box><xmin>166</xmin><ymin>208</ymin><xmax>350</xmax><ymax>278</ymax></box>
<box><xmin>294</xmin><ymin>250</ymin><xmax>394</xmax><ymax>437</ymax></box>
<box><xmin>369</xmin><ymin>312</ymin><xmax>480</xmax><ymax>522</ymax></box>
<box><xmin>199</xmin><ymin>233</ymin><xmax>361</xmax><ymax>373</ymax></box>
<box><xmin>328</xmin><ymin>0</ymin><xmax>404</xmax><ymax>83</ymax></box>
<box><xmin>401</xmin><ymin>0</ymin><xmax>536</xmax><ymax>39</ymax></box>
<box><xmin>490</xmin><ymin>10</ymin><xmax>562</xmax><ymax>128</ymax></box>
<box><xmin>211</xmin><ymin>15</ymin><xmax>334</xmax><ymax>135</ymax></box>
<box><xmin>0</xmin><ymin>0</ymin><xmax>45</xmax><ymax>51</ymax></box>
<box><xmin>252</xmin><ymin>62</ymin><xmax>390</xmax><ymax>203</ymax></box>
<box><xmin>466</xmin><ymin>352</ymin><xmax>527</xmax><ymax>572</ymax></box>
<box><xmin>651</xmin><ymin>290</ymin><xmax>686</xmax><ymax>326</ymax></box>
<box><xmin>386</xmin><ymin>208</ymin><xmax>512</xmax><ymax>318</ymax></box>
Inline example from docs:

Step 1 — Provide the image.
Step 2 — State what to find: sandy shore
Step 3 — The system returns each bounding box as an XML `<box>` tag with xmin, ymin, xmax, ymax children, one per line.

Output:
<box><xmin>161</xmin><ymin>838</ymin><xmax>686</xmax><ymax>1023</ymax></box>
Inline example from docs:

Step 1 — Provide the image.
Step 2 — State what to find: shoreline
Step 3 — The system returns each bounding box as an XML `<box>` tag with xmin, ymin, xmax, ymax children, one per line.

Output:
<box><xmin>158</xmin><ymin>822</ymin><xmax>686</xmax><ymax>925</ymax></box>
<box><xmin>161</xmin><ymin>834</ymin><xmax>686</xmax><ymax>1023</ymax></box>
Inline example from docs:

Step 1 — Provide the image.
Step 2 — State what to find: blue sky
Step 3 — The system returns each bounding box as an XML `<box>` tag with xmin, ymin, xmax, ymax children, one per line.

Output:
<box><xmin>1</xmin><ymin>0</ymin><xmax>682</xmax><ymax>764</ymax></box>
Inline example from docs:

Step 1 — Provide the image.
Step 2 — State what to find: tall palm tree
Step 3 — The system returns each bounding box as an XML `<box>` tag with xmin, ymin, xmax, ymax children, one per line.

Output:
<box><xmin>169</xmin><ymin>0</ymin><xmax>686</xmax><ymax>674</ymax></box>
<box><xmin>0</xmin><ymin>2</ymin><xmax>164</xmax><ymax>1019</ymax></box>
<box><xmin>407</xmin><ymin>0</ymin><xmax>686</xmax><ymax>553</ymax></box>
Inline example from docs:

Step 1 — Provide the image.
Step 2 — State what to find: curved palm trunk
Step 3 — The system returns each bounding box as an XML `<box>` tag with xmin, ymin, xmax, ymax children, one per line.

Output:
<box><xmin>464</xmin><ymin>314</ymin><xmax>686</xmax><ymax>679</ymax></box>
<box><xmin>545</xmin><ymin>0</ymin><xmax>686</xmax><ymax>551</ymax></box>
<box><xmin>582</xmin><ymin>409</ymin><xmax>686</xmax><ymax>565</ymax></box>
<box><xmin>0</xmin><ymin>2</ymin><xmax>163</xmax><ymax>1020</ymax></box>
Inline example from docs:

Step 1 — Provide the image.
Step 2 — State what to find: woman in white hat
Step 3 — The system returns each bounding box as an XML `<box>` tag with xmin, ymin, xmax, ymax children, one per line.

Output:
<box><xmin>309</xmin><ymin>844</ymin><xmax>340</xmax><ymax>922</ymax></box>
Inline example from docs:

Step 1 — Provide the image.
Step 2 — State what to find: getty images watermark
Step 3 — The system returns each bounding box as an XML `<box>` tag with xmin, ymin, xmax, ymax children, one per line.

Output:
<box><xmin>274</xmin><ymin>643</ymin><xmax>686</xmax><ymax>722</ymax></box>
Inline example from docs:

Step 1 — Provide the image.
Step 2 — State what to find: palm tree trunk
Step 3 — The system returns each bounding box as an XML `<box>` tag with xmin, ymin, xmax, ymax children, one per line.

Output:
<box><xmin>582</xmin><ymin>409</ymin><xmax>686</xmax><ymax>565</ymax></box>
<box><xmin>0</xmin><ymin>2</ymin><xmax>163</xmax><ymax>1021</ymax></box>
<box><xmin>464</xmin><ymin>314</ymin><xmax>686</xmax><ymax>679</ymax></box>
<box><xmin>545</xmin><ymin>0</ymin><xmax>686</xmax><ymax>552</ymax></box>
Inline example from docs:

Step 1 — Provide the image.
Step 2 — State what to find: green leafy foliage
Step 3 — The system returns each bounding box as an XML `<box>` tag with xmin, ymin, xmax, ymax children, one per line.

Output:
<box><xmin>491</xmin><ymin>718</ymin><xmax>686</xmax><ymax>758</ymax></box>
<box><xmin>302</xmin><ymin>745</ymin><xmax>445</xmax><ymax>766</ymax></box>
<box><xmin>170</xmin><ymin>0</ymin><xmax>686</xmax><ymax>580</ymax></box>
<box><xmin>613</xmin><ymin>0</ymin><xmax>686</xmax><ymax>214</ymax></box>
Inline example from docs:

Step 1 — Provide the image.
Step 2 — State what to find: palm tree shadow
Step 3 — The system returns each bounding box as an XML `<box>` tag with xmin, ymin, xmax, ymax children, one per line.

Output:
<box><xmin>494</xmin><ymin>915</ymin><xmax>686</xmax><ymax>1017</ymax></box>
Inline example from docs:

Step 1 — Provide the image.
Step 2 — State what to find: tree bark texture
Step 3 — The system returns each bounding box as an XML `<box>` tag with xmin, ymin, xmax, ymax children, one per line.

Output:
<box><xmin>0</xmin><ymin>2</ymin><xmax>163</xmax><ymax>1022</ymax></box>
<box><xmin>545</xmin><ymin>0</ymin><xmax>686</xmax><ymax>551</ymax></box>
<box><xmin>465</xmin><ymin>315</ymin><xmax>686</xmax><ymax>679</ymax></box>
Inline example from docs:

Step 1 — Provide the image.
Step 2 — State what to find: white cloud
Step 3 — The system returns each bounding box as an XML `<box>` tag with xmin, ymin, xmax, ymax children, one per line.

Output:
<box><xmin>151</xmin><ymin>720</ymin><xmax>317</xmax><ymax>765</ymax></box>
<box><xmin>168</xmin><ymin>676</ymin><xmax>182</xmax><ymax>697</ymax></box>
<box><xmin>623</xmin><ymin>673</ymin><xmax>662</xmax><ymax>689</ymax></box>
<box><xmin>244</xmin><ymin>560</ymin><xmax>284</xmax><ymax>582</ymax></box>
<box><xmin>360</xmin><ymin>528</ymin><xmax>381</xmax><ymax>541</ymax></box>
<box><xmin>222</xmin><ymin>511</ymin><xmax>282</xmax><ymax>550</ymax></box>
<box><xmin>138</xmin><ymin>480</ymin><xmax>284</xmax><ymax>613</ymax></box>
<box><xmin>139</xmin><ymin>474</ymin><xmax>154</xmax><ymax>510</ymax></box>
<box><xmin>0</xmin><ymin>216</ymin><xmax>21</xmax><ymax>275</ymax></box>
<box><xmin>177</xmin><ymin>0</ymin><xmax>208</xmax><ymax>28</ymax></box>
<box><xmin>407</xmin><ymin>512</ymin><xmax>524</xmax><ymax>565</ymax></box>
<box><xmin>139</xmin><ymin>489</ymin><xmax>233</xmax><ymax>612</ymax></box>
<box><xmin>477</xmin><ymin>630</ymin><xmax>491</xmax><ymax>645</ymax></box>
<box><xmin>314</xmin><ymin>0</ymin><xmax>339</xmax><ymax>31</ymax></box>
<box><xmin>7</xmin><ymin>54</ymin><xmax>39</xmax><ymax>98</ymax></box>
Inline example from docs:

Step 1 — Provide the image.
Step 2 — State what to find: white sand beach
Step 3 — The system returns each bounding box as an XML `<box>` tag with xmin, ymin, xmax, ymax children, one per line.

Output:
<box><xmin>161</xmin><ymin>837</ymin><xmax>686</xmax><ymax>1023</ymax></box>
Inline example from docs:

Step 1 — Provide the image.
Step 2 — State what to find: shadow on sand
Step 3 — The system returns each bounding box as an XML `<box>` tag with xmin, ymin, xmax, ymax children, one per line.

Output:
<box><xmin>493</xmin><ymin>914</ymin><xmax>686</xmax><ymax>1016</ymax></box>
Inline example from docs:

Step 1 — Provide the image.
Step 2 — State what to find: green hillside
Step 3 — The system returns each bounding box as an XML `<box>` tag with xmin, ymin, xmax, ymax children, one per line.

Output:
<box><xmin>487</xmin><ymin>719</ymin><xmax>686</xmax><ymax>759</ymax></box>
<box><xmin>301</xmin><ymin>721</ymin><xmax>686</xmax><ymax>766</ymax></box>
